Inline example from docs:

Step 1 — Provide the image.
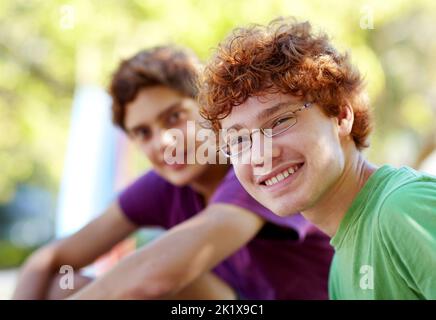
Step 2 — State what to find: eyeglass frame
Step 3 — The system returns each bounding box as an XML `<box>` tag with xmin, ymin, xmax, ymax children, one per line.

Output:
<box><xmin>218</xmin><ymin>102</ymin><xmax>312</xmax><ymax>158</ymax></box>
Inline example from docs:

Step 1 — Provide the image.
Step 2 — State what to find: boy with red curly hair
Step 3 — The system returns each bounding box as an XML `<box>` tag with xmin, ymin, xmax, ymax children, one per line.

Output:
<box><xmin>200</xmin><ymin>18</ymin><xmax>436</xmax><ymax>299</ymax></box>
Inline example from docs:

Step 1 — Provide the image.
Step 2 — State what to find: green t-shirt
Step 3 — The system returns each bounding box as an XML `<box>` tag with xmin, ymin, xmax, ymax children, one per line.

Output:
<box><xmin>329</xmin><ymin>165</ymin><xmax>436</xmax><ymax>299</ymax></box>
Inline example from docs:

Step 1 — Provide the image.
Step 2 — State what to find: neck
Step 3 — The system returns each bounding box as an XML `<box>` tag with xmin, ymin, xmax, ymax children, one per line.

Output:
<box><xmin>303</xmin><ymin>150</ymin><xmax>377</xmax><ymax>238</ymax></box>
<box><xmin>189</xmin><ymin>164</ymin><xmax>230</xmax><ymax>204</ymax></box>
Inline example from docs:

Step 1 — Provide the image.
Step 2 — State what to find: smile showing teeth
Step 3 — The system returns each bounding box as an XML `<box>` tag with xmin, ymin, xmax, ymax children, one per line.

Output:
<box><xmin>263</xmin><ymin>164</ymin><xmax>302</xmax><ymax>186</ymax></box>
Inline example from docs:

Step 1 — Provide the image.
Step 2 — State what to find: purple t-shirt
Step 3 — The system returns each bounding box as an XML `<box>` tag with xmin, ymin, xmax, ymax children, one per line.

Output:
<box><xmin>119</xmin><ymin>168</ymin><xmax>333</xmax><ymax>299</ymax></box>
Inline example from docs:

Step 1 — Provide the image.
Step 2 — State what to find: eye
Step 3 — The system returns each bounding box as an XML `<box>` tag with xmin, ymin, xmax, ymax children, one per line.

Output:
<box><xmin>167</xmin><ymin>110</ymin><xmax>186</xmax><ymax>126</ymax></box>
<box><xmin>271</xmin><ymin>115</ymin><xmax>294</xmax><ymax>129</ymax></box>
<box><xmin>169</xmin><ymin>111</ymin><xmax>180</xmax><ymax>122</ymax></box>
<box><xmin>229</xmin><ymin>135</ymin><xmax>246</xmax><ymax>146</ymax></box>
<box><xmin>228</xmin><ymin>135</ymin><xmax>251</xmax><ymax>154</ymax></box>
<box><xmin>131</xmin><ymin>127</ymin><xmax>151</xmax><ymax>141</ymax></box>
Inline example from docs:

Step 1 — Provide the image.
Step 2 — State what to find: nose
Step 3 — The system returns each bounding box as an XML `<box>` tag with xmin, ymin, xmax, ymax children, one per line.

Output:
<box><xmin>149</xmin><ymin>128</ymin><xmax>177</xmax><ymax>154</ymax></box>
<box><xmin>250</xmin><ymin>131</ymin><xmax>280</xmax><ymax>173</ymax></box>
<box><xmin>161</xmin><ymin>130</ymin><xmax>178</xmax><ymax>148</ymax></box>
<box><xmin>250</xmin><ymin>130</ymin><xmax>264</xmax><ymax>166</ymax></box>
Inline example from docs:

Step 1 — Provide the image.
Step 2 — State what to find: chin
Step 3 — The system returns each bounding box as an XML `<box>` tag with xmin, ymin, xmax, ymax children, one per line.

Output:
<box><xmin>165</xmin><ymin>173</ymin><xmax>192</xmax><ymax>186</ymax></box>
<box><xmin>268</xmin><ymin>200</ymin><xmax>298</xmax><ymax>216</ymax></box>
<box><xmin>270</xmin><ymin>207</ymin><xmax>292</xmax><ymax>217</ymax></box>
<box><xmin>277</xmin><ymin>202</ymin><xmax>303</xmax><ymax>216</ymax></box>
<box><xmin>159</xmin><ymin>165</ymin><xmax>206</xmax><ymax>187</ymax></box>
<box><xmin>254</xmin><ymin>191</ymin><xmax>305</xmax><ymax>217</ymax></box>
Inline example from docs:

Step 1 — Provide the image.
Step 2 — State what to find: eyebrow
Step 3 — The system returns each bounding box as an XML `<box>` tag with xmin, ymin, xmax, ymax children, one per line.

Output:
<box><xmin>227</xmin><ymin>101</ymin><xmax>294</xmax><ymax>131</ymax></box>
<box><xmin>126</xmin><ymin>101</ymin><xmax>185</xmax><ymax>133</ymax></box>
<box><xmin>157</xmin><ymin>101</ymin><xmax>186</xmax><ymax>122</ymax></box>
<box><xmin>256</xmin><ymin>101</ymin><xmax>293</xmax><ymax>122</ymax></box>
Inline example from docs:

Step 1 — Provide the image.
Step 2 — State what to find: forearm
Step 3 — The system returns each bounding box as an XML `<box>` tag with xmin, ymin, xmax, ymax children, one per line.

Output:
<box><xmin>68</xmin><ymin>250</ymin><xmax>175</xmax><ymax>300</ymax></box>
<box><xmin>69</xmin><ymin>205</ymin><xmax>264</xmax><ymax>300</ymax></box>
<box><xmin>69</xmin><ymin>229</ymin><xmax>212</xmax><ymax>300</ymax></box>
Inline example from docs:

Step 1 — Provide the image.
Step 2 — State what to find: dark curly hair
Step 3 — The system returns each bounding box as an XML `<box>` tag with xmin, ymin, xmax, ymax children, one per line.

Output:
<box><xmin>199</xmin><ymin>17</ymin><xmax>372</xmax><ymax>149</ymax></box>
<box><xmin>109</xmin><ymin>45</ymin><xmax>201</xmax><ymax>130</ymax></box>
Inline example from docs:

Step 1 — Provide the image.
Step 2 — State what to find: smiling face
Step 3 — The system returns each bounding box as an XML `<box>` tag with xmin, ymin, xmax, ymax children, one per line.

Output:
<box><xmin>124</xmin><ymin>85</ymin><xmax>208</xmax><ymax>186</ymax></box>
<box><xmin>220</xmin><ymin>92</ymin><xmax>350</xmax><ymax>216</ymax></box>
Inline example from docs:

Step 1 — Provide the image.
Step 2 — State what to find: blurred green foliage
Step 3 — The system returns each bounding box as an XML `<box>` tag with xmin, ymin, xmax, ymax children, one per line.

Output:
<box><xmin>0</xmin><ymin>240</ymin><xmax>34</xmax><ymax>268</ymax></box>
<box><xmin>0</xmin><ymin>0</ymin><xmax>435</xmax><ymax>206</ymax></box>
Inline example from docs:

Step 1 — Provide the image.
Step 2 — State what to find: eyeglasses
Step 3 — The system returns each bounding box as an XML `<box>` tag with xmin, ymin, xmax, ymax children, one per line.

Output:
<box><xmin>219</xmin><ymin>102</ymin><xmax>312</xmax><ymax>158</ymax></box>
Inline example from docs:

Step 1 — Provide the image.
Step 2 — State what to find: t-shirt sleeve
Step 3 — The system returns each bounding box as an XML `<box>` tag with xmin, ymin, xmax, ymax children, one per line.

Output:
<box><xmin>328</xmin><ymin>255</ymin><xmax>340</xmax><ymax>300</ymax></box>
<box><xmin>378</xmin><ymin>180</ymin><xmax>436</xmax><ymax>299</ymax></box>
<box><xmin>209</xmin><ymin>168</ymin><xmax>315</xmax><ymax>241</ymax></box>
<box><xmin>118</xmin><ymin>170</ymin><xmax>172</xmax><ymax>227</ymax></box>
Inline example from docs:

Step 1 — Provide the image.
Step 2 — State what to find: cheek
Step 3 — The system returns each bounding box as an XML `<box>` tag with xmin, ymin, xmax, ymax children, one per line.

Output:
<box><xmin>316</xmin><ymin>134</ymin><xmax>343</xmax><ymax>164</ymax></box>
<box><xmin>301</xmin><ymin>122</ymin><xmax>342</xmax><ymax>164</ymax></box>
<box><xmin>233</xmin><ymin>163</ymin><xmax>254</xmax><ymax>188</ymax></box>
<box><xmin>302</xmin><ymin>136</ymin><xmax>345</xmax><ymax>198</ymax></box>
<box><xmin>187</xmin><ymin>124</ymin><xmax>207</xmax><ymax>152</ymax></box>
<box><xmin>140</xmin><ymin>144</ymin><xmax>160</xmax><ymax>166</ymax></box>
<box><xmin>175</xmin><ymin>125</ymin><xmax>187</xmax><ymax>145</ymax></box>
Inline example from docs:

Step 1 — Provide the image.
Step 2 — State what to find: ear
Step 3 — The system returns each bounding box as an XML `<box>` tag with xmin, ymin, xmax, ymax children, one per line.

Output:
<box><xmin>337</xmin><ymin>104</ymin><xmax>354</xmax><ymax>137</ymax></box>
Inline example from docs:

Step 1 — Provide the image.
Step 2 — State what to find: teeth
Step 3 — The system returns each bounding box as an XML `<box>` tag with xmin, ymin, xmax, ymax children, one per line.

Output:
<box><xmin>263</xmin><ymin>164</ymin><xmax>302</xmax><ymax>186</ymax></box>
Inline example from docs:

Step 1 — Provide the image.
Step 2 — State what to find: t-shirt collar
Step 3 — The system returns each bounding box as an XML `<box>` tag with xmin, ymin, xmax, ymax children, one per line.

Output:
<box><xmin>330</xmin><ymin>164</ymin><xmax>394</xmax><ymax>250</ymax></box>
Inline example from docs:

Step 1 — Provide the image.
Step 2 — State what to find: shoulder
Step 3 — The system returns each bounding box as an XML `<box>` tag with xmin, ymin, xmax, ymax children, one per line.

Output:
<box><xmin>129</xmin><ymin>170</ymin><xmax>174</xmax><ymax>190</ymax></box>
<box><xmin>210</xmin><ymin>167</ymin><xmax>276</xmax><ymax>220</ymax></box>
<box><xmin>378</xmin><ymin>168</ymin><xmax>436</xmax><ymax>220</ymax></box>
<box><xmin>374</xmin><ymin>169</ymin><xmax>436</xmax><ymax>298</ymax></box>
<box><xmin>210</xmin><ymin>167</ymin><xmax>317</xmax><ymax>240</ymax></box>
<box><xmin>377</xmin><ymin>168</ymin><xmax>436</xmax><ymax>239</ymax></box>
<box><xmin>117</xmin><ymin>170</ymin><xmax>180</xmax><ymax>226</ymax></box>
<box><xmin>120</xmin><ymin>169</ymin><xmax>181</xmax><ymax>200</ymax></box>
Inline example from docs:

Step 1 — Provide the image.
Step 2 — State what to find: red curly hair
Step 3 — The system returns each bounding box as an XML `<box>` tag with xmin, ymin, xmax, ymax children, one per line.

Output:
<box><xmin>199</xmin><ymin>17</ymin><xmax>372</xmax><ymax>149</ymax></box>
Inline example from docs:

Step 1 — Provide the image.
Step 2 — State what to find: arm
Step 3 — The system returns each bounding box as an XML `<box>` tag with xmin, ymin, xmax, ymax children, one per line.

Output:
<box><xmin>12</xmin><ymin>201</ymin><xmax>137</xmax><ymax>299</ymax></box>
<box><xmin>69</xmin><ymin>204</ymin><xmax>265</xmax><ymax>299</ymax></box>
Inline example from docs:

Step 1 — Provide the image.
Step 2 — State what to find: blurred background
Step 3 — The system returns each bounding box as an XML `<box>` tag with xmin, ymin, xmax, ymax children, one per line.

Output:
<box><xmin>1</xmin><ymin>0</ymin><xmax>435</xmax><ymax>299</ymax></box>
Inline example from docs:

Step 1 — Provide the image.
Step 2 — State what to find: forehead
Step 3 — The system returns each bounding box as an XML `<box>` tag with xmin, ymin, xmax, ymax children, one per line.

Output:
<box><xmin>124</xmin><ymin>86</ymin><xmax>195</xmax><ymax>129</ymax></box>
<box><xmin>220</xmin><ymin>92</ymin><xmax>301</xmax><ymax>129</ymax></box>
